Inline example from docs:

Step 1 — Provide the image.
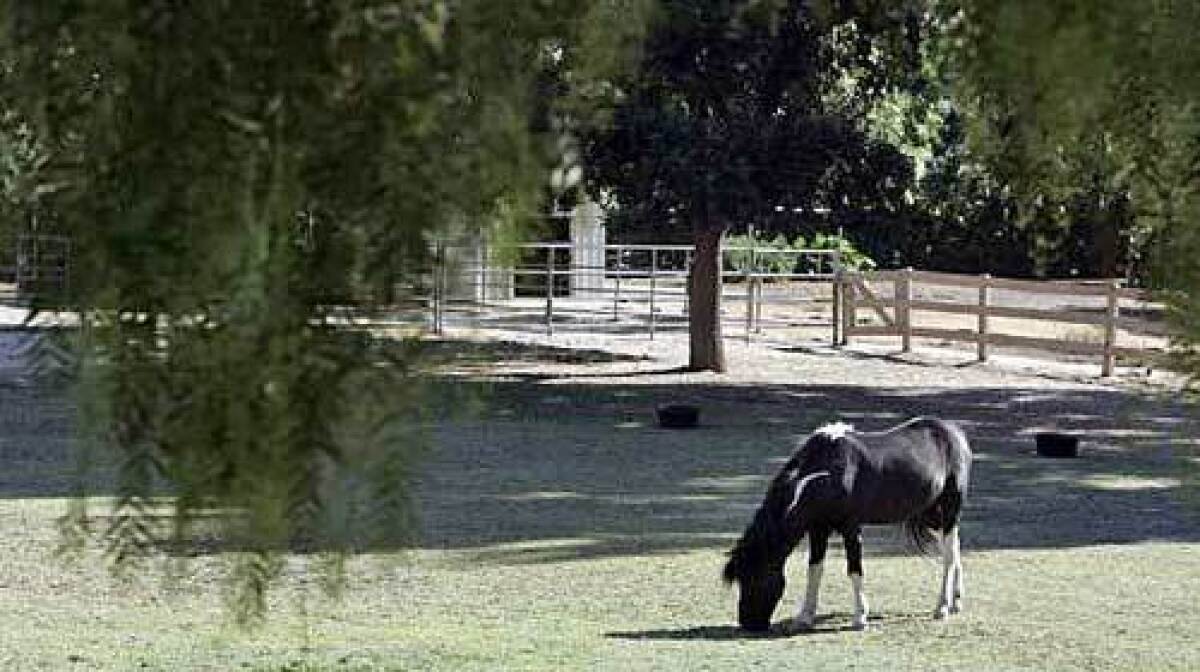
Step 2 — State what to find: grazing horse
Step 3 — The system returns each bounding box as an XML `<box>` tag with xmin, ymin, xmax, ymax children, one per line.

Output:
<box><xmin>722</xmin><ymin>417</ymin><xmax>972</xmax><ymax>632</ymax></box>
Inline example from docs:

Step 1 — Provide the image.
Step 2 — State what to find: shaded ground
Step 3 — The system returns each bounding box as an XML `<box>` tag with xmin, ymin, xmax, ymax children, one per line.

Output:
<box><xmin>0</xmin><ymin>333</ymin><xmax>1197</xmax><ymax>670</ymax></box>
<box><xmin>416</xmin><ymin>380</ymin><xmax>1197</xmax><ymax>563</ymax></box>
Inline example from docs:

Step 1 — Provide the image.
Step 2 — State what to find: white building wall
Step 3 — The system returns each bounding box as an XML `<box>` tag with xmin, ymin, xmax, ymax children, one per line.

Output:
<box><xmin>569</xmin><ymin>200</ymin><xmax>606</xmax><ymax>296</ymax></box>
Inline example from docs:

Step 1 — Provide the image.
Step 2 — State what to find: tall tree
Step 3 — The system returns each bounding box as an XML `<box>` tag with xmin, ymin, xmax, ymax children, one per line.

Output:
<box><xmin>582</xmin><ymin>0</ymin><xmax>924</xmax><ymax>371</ymax></box>
<box><xmin>0</xmin><ymin>1</ymin><xmax>649</xmax><ymax>622</ymax></box>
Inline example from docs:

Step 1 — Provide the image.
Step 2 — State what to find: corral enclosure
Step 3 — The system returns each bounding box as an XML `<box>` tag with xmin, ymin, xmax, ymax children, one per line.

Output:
<box><xmin>420</xmin><ymin>242</ymin><xmax>1168</xmax><ymax>378</ymax></box>
<box><xmin>0</xmin><ymin>231</ymin><xmax>1169</xmax><ymax>377</ymax></box>
<box><xmin>0</xmin><ymin>324</ymin><xmax>1197</xmax><ymax>670</ymax></box>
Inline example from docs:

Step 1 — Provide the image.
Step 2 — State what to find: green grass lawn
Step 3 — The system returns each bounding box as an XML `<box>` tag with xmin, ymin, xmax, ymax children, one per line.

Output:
<box><xmin>2</xmin><ymin>345</ymin><xmax>1198</xmax><ymax>670</ymax></box>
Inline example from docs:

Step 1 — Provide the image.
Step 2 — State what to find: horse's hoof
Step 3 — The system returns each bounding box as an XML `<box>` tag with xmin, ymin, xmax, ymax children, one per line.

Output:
<box><xmin>850</xmin><ymin>619</ymin><xmax>869</xmax><ymax>631</ymax></box>
<box><xmin>933</xmin><ymin>606</ymin><xmax>951</xmax><ymax>619</ymax></box>
<box><xmin>949</xmin><ymin>601</ymin><xmax>963</xmax><ymax>615</ymax></box>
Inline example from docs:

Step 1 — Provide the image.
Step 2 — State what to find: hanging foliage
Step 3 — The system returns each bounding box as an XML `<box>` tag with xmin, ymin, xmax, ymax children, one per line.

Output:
<box><xmin>0</xmin><ymin>0</ymin><xmax>651</xmax><ymax>623</ymax></box>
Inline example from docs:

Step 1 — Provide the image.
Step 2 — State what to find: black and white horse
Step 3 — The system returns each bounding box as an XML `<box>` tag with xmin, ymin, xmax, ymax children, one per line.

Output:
<box><xmin>723</xmin><ymin>416</ymin><xmax>972</xmax><ymax>632</ymax></box>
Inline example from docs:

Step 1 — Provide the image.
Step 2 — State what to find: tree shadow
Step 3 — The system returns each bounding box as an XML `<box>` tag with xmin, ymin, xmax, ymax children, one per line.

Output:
<box><xmin>422</xmin><ymin>337</ymin><xmax>648</xmax><ymax>366</ymax></box>
<box><xmin>1</xmin><ymin>336</ymin><xmax>1197</xmax><ymax>563</ymax></box>
<box><xmin>500</xmin><ymin>365</ymin><xmax>692</xmax><ymax>382</ymax></box>
<box><xmin>409</xmin><ymin>340</ymin><xmax>1199</xmax><ymax>563</ymax></box>
<box><xmin>438</xmin><ymin>309</ymin><xmax>691</xmax><ymax>338</ymax></box>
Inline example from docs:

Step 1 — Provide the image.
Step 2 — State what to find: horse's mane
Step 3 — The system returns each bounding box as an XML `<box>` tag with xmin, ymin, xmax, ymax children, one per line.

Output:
<box><xmin>722</xmin><ymin>451</ymin><xmax>810</xmax><ymax>584</ymax></box>
<box><xmin>723</xmin><ymin>504</ymin><xmax>777</xmax><ymax>584</ymax></box>
<box><xmin>723</xmin><ymin>431</ymin><xmax>853</xmax><ymax>585</ymax></box>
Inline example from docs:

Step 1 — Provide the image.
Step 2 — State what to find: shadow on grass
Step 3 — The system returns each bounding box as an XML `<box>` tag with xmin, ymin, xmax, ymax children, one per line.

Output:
<box><xmin>606</xmin><ymin>613</ymin><xmax>925</xmax><ymax>641</ymax></box>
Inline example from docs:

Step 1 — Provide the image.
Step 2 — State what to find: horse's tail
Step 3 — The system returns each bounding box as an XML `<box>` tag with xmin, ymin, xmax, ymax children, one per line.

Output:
<box><xmin>903</xmin><ymin>470</ymin><xmax>963</xmax><ymax>556</ymax></box>
<box><xmin>903</xmin><ymin>514</ymin><xmax>940</xmax><ymax>556</ymax></box>
<box><xmin>941</xmin><ymin>419</ymin><xmax>973</xmax><ymax>502</ymax></box>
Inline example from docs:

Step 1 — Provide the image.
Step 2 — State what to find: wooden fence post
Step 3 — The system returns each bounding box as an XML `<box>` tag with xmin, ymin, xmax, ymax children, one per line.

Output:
<box><xmin>744</xmin><ymin>246</ymin><xmax>754</xmax><ymax>343</ymax></box>
<box><xmin>977</xmin><ymin>274</ymin><xmax>990</xmax><ymax>362</ymax></box>
<box><xmin>754</xmin><ymin>278</ymin><xmax>764</xmax><ymax>334</ymax></box>
<box><xmin>649</xmin><ymin>248</ymin><xmax>657</xmax><ymax>340</ymax></box>
<box><xmin>899</xmin><ymin>267</ymin><xmax>913</xmax><ymax>353</ymax></box>
<box><xmin>831</xmin><ymin>275</ymin><xmax>841</xmax><ymax>346</ymax></box>
<box><xmin>612</xmin><ymin>247</ymin><xmax>621</xmax><ymax>321</ymax></box>
<box><xmin>545</xmin><ymin>247</ymin><xmax>554</xmax><ymax>336</ymax></box>
<box><xmin>1102</xmin><ymin>279</ymin><xmax>1119</xmax><ymax>376</ymax></box>
<box><xmin>830</xmin><ymin>251</ymin><xmax>843</xmax><ymax>346</ymax></box>
<box><xmin>475</xmin><ymin>237</ymin><xmax>485</xmax><ymax>304</ymax></box>
<box><xmin>842</xmin><ymin>273</ymin><xmax>856</xmax><ymax>346</ymax></box>
<box><xmin>432</xmin><ymin>240</ymin><xmax>445</xmax><ymax>335</ymax></box>
<box><xmin>683</xmin><ymin>249</ymin><xmax>693</xmax><ymax>317</ymax></box>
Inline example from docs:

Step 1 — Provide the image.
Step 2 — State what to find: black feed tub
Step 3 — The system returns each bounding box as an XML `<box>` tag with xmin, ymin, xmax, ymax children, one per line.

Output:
<box><xmin>1035</xmin><ymin>432</ymin><xmax>1080</xmax><ymax>458</ymax></box>
<box><xmin>656</xmin><ymin>404</ymin><xmax>700</xmax><ymax>429</ymax></box>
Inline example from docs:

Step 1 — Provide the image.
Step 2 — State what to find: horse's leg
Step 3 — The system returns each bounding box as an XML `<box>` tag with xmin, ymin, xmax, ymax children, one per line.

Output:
<box><xmin>935</xmin><ymin>526</ymin><xmax>963</xmax><ymax>617</ymax></box>
<box><xmin>948</xmin><ymin>526</ymin><xmax>964</xmax><ymax>613</ymax></box>
<box><xmin>938</xmin><ymin>481</ymin><xmax>966</xmax><ymax>618</ymax></box>
<box><xmin>934</xmin><ymin>530</ymin><xmax>954</xmax><ymax>618</ymax></box>
<box><xmin>844</xmin><ymin>527</ymin><xmax>869</xmax><ymax>630</ymax></box>
<box><xmin>795</xmin><ymin>527</ymin><xmax>829</xmax><ymax>630</ymax></box>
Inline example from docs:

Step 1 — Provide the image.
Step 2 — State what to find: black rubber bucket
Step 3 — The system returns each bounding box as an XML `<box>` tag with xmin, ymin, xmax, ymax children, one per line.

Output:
<box><xmin>1035</xmin><ymin>432</ymin><xmax>1080</xmax><ymax>458</ymax></box>
<box><xmin>656</xmin><ymin>404</ymin><xmax>700</xmax><ymax>429</ymax></box>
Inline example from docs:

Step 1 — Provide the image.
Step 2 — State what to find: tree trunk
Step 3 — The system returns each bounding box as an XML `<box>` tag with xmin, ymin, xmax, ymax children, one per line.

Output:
<box><xmin>688</xmin><ymin>227</ymin><xmax>727</xmax><ymax>372</ymax></box>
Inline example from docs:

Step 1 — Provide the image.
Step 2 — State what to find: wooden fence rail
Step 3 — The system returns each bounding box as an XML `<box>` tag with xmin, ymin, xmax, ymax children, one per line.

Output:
<box><xmin>838</xmin><ymin>268</ymin><xmax>1157</xmax><ymax>376</ymax></box>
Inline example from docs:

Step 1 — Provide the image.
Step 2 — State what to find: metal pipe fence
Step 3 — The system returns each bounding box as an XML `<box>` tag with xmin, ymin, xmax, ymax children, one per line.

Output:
<box><xmin>0</xmin><ymin>234</ymin><xmax>71</xmax><ymax>305</ymax></box>
<box><xmin>425</xmin><ymin>242</ymin><xmax>844</xmax><ymax>345</ymax></box>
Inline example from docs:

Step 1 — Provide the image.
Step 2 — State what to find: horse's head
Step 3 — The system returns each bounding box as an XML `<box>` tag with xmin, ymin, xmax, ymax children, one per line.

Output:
<box><xmin>723</xmin><ymin>495</ymin><xmax>799</xmax><ymax>632</ymax></box>
<box><xmin>723</xmin><ymin>545</ymin><xmax>785</xmax><ymax>632</ymax></box>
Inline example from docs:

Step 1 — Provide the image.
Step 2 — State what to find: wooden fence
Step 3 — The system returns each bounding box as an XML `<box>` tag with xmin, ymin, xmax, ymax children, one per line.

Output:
<box><xmin>837</xmin><ymin>269</ymin><xmax>1158</xmax><ymax>376</ymax></box>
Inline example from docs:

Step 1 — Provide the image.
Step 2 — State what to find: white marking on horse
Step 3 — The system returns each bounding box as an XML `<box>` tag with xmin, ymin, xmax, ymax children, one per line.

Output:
<box><xmin>787</xmin><ymin>471</ymin><xmax>831</xmax><ymax>514</ymax></box>
<box><xmin>795</xmin><ymin>562</ymin><xmax>823</xmax><ymax>629</ymax></box>
<box><xmin>814</xmin><ymin>422</ymin><xmax>854</xmax><ymax>440</ymax></box>
<box><xmin>851</xmin><ymin>573</ymin><xmax>869</xmax><ymax>630</ymax></box>
<box><xmin>935</xmin><ymin>528</ymin><xmax>964</xmax><ymax>618</ymax></box>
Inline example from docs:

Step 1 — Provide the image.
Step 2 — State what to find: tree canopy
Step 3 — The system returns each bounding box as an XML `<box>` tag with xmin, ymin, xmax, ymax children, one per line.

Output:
<box><xmin>582</xmin><ymin>0</ymin><xmax>926</xmax><ymax>370</ymax></box>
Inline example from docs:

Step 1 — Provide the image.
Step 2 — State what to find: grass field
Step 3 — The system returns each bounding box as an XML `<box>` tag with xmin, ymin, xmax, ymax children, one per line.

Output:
<box><xmin>1</xmin><ymin>339</ymin><xmax>1198</xmax><ymax>670</ymax></box>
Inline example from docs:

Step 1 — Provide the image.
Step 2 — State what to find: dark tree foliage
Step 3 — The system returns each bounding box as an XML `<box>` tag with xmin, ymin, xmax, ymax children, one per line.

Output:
<box><xmin>601</xmin><ymin>118</ymin><xmax>913</xmax><ymax>251</ymax></box>
<box><xmin>892</xmin><ymin>111</ymin><xmax>1142</xmax><ymax>280</ymax></box>
<box><xmin>581</xmin><ymin>0</ymin><xmax>925</xmax><ymax>370</ymax></box>
<box><xmin>0</xmin><ymin>1</ymin><xmax>649</xmax><ymax>622</ymax></box>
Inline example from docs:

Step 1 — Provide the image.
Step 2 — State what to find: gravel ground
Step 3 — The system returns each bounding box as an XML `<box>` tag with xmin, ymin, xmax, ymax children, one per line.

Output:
<box><xmin>429</xmin><ymin>322</ymin><xmax>1184</xmax><ymax>390</ymax></box>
